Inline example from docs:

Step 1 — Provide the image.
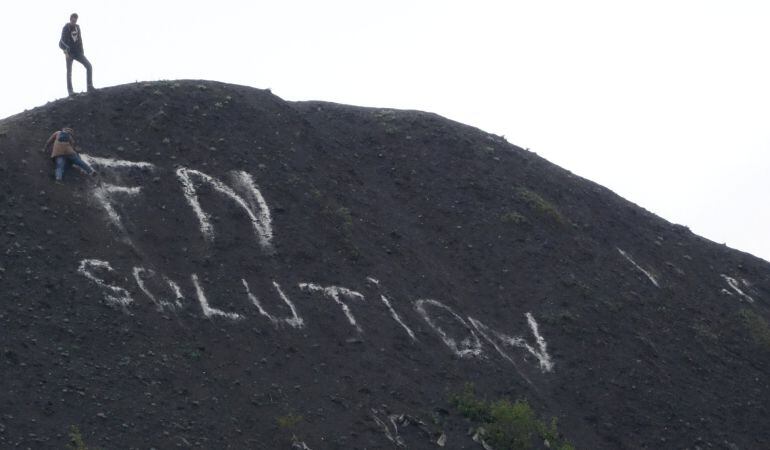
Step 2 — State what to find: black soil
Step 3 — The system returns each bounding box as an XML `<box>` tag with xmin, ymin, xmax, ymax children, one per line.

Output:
<box><xmin>0</xmin><ymin>80</ymin><xmax>768</xmax><ymax>449</ymax></box>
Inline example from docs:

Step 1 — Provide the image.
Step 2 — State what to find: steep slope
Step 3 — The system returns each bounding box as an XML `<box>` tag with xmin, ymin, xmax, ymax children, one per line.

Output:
<box><xmin>0</xmin><ymin>80</ymin><xmax>768</xmax><ymax>449</ymax></box>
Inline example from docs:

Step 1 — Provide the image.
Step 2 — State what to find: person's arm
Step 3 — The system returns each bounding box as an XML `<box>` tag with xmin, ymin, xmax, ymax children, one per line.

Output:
<box><xmin>43</xmin><ymin>132</ymin><xmax>58</xmax><ymax>153</ymax></box>
<box><xmin>59</xmin><ymin>25</ymin><xmax>70</xmax><ymax>55</ymax></box>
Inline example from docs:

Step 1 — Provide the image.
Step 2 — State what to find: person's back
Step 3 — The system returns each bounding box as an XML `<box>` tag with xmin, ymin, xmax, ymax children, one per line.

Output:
<box><xmin>49</xmin><ymin>129</ymin><xmax>77</xmax><ymax>159</ymax></box>
<box><xmin>42</xmin><ymin>127</ymin><xmax>96</xmax><ymax>182</ymax></box>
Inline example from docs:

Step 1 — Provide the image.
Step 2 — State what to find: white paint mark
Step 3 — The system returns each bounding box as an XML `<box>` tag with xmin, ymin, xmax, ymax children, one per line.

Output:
<box><xmin>414</xmin><ymin>299</ymin><xmax>483</xmax><ymax>358</ymax></box>
<box><xmin>380</xmin><ymin>295</ymin><xmax>417</xmax><ymax>341</ymax></box>
<box><xmin>229</xmin><ymin>170</ymin><xmax>274</xmax><ymax>248</ymax></box>
<box><xmin>524</xmin><ymin>312</ymin><xmax>552</xmax><ymax>370</ymax></box>
<box><xmin>371</xmin><ymin>409</ymin><xmax>406</xmax><ymax>448</ymax></box>
<box><xmin>81</xmin><ymin>155</ymin><xmax>156</xmax><ymax>242</ymax></box>
<box><xmin>80</xmin><ymin>154</ymin><xmax>156</xmax><ymax>170</ymax></box>
<box><xmin>299</xmin><ymin>283</ymin><xmax>365</xmax><ymax>332</ymax></box>
<box><xmin>469</xmin><ymin>313</ymin><xmax>554</xmax><ymax>373</ymax></box>
<box><xmin>92</xmin><ymin>184</ymin><xmax>143</xmax><ymax>233</ymax></box>
<box><xmin>242</xmin><ymin>279</ymin><xmax>304</xmax><ymax>328</ymax></box>
<box><xmin>190</xmin><ymin>273</ymin><xmax>243</xmax><ymax>320</ymax></box>
<box><xmin>617</xmin><ymin>248</ymin><xmax>660</xmax><ymax>288</ymax></box>
<box><xmin>721</xmin><ymin>274</ymin><xmax>755</xmax><ymax>303</ymax></box>
<box><xmin>133</xmin><ymin>267</ymin><xmax>184</xmax><ymax>311</ymax></box>
<box><xmin>365</xmin><ymin>277</ymin><xmax>416</xmax><ymax>341</ymax></box>
<box><xmin>176</xmin><ymin>167</ymin><xmax>274</xmax><ymax>250</ymax></box>
<box><xmin>77</xmin><ymin>259</ymin><xmax>133</xmax><ymax>307</ymax></box>
<box><xmin>467</xmin><ymin>317</ymin><xmax>534</xmax><ymax>383</ymax></box>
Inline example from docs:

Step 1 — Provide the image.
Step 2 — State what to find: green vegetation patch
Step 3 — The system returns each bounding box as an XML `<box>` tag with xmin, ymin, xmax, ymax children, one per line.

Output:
<box><xmin>515</xmin><ymin>188</ymin><xmax>566</xmax><ymax>225</ymax></box>
<box><xmin>500</xmin><ymin>211</ymin><xmax>527</xmax><ymax>225</ymax></box>
<box><xmin>67</xmin><ymin>426</ymin><xmax>97</xmax><ymax>450</ymax></box>
<box><xmin>739</xmin><ymin>309</ymin><xmax>770</xmax><ymax>350</ymax></box>
<box><xmin>313</xmin><ymin>187</ymin><xmax>361</xmax><ymax>258</ymax></box>
<box><xmin>277</xmin><ymin>413</ymin><xmax>304</xmax><ymax>429</ymax></box>
<box><xmin>451</xmin><ymin>384</ymin><xmax>573</xmax><ymax>450</ymax></box>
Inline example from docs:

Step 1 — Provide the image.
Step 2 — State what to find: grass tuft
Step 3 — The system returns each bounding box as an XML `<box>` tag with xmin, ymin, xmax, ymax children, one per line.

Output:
<box><xmin>66</xmin><ymin>426</ymin><xmax>95</xmax><ymax>450</ymax></box>
<box><xmin>515</xmin><ymin>188</ymin><xmax>566</xmax><ymax>225</ymax></box>
<box><xmin>739</xmin><ymin>309</ymin><xmax>770</xmax><ymax>350</ymax></box>
<box><xmin>277</xmin><ymin>413</ymin><xmax>303</xmax><ymax>429</ymax></box>
<box><xmin>451</xmin><ymin>383</ymin><xmax>573</xmax><ymax>450</ymax></box>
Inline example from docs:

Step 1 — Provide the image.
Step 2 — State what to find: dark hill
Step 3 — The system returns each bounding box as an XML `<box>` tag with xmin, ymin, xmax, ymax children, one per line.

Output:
<box><xmin>0</xmin><ymin>80</ymin><xmax>769</xmax><ymax>449</ymax></box>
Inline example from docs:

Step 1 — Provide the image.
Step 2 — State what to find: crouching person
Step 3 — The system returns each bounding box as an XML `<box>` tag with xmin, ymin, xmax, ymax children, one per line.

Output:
<box><xmin>42</xmin><ymin>127</ymin><xmax>96</xmax><ymax>182</ymax></box>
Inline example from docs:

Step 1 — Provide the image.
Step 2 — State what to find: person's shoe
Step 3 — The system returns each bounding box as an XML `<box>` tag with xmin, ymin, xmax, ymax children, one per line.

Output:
<box><xmin>55</xmin><ymin>179</ymin><xmax>64</xmax><ymax>185</ymax></box>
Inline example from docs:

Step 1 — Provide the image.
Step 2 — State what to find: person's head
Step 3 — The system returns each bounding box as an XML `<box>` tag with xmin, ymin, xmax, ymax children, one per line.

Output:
<box><xmin>69</xmin><ymin>13</ymin><xmax>78</xmax><ymax>25</ymax></box>
<box><xmin>63</xmin><ymin>127</ymin><xmax>74</xmax><ymax>134</ymax></box>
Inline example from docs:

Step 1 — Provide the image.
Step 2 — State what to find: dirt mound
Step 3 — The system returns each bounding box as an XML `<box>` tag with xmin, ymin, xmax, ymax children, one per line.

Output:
<box><xmin>0</xmin><ymin>80</ymin><xmax>768</xmax><ymax>449</ymax></box>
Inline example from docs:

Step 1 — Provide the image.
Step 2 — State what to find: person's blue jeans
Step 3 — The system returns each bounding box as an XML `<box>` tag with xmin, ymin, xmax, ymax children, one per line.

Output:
<box><xmin>54</xmin><ymin>154</ymin><xmax>94</xmax><ymax>181</ymax></box>
<box><xmin>66</xmin><ymin>53</ymin><xmax>93</xmax><ymax>94</ymax></box>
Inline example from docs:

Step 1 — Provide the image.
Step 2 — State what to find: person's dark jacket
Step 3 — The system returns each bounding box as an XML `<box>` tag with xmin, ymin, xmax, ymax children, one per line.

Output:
<box><xmin>59</xmin><ymin>23</ymin><xmax>84</xmax><ymax>56</ymax></box>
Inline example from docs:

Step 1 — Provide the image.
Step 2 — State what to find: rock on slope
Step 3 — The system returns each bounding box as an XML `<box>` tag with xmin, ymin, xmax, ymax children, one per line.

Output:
<box><xmin>0</xmin><ymin>80</ymin><xmax>768</xmax><ymax>449</ymax></box>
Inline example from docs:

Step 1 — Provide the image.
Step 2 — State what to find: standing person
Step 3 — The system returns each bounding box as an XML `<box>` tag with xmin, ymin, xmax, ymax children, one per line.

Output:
<box><xmin>42</xmin><ymin>128</ymin><xmax>97</xmax><ymax>182</ymax></box>
<box><xmin>59</xmin><ymin>13</ymin><xmax>94</xmax><ymax>96</ymax></box>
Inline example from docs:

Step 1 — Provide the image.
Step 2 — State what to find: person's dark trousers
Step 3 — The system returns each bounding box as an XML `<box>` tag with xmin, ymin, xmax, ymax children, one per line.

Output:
<box><xmin>66</xmin><ymin>53</ymin><xmax>93</xmax><ymax>95</ymax></box>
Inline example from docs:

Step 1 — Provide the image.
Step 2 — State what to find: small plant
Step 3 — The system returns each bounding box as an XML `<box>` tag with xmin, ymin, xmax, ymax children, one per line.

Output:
<box><xmin>739</xmin><ymin>309</ymin><xmax>770</xmax><ymax>350</ymax></box>
<box><xmin>336</xmin><ymin>207</ymin><xmax>353</xmax><ymax>229</ymax></box>
<box><xmin>485</xmin><ymin>399</ymin><xmax>537</xmax><ymax>449</ymax></box>
<box><xmin>450</xmin><ymin>384</ymin><xmax>573</xmax><ymax>450</ymax></box>
<box><xmin>500</xmin><ymin>211</ymin><xmax>527</xmax><ymax>225</ymax></box>
<box><xmin>183</xmin><ymin>348</ymin><xmax>202</xmax><ymax>360</ymax></box>
<box><xmin>692</xmin><ymin>321</ymin><xmax>718</xmax><ymax>341</ymax></box>
<box><xmin>538</xmin><ymin>417</ymin><xmax>574</xmax><ymax>450</ymax></box>
<box><xmin>277</xmin><ymin>413</ymin><xmax>303</xmax><ymax>429</ymax></box>
<box><xmin>451</xmin><ymin>383</ymin><xmax>490</xmax><ymax>422</ymax></box>
<box><xmin>67</xmin><ymin>426</ymin><xmax>91</xmax><ymax>450</ymax></box>
<box><xmin>515</xmin><ymin>188</ymin><xmax>566</xmax><ymax>225</ymax></box>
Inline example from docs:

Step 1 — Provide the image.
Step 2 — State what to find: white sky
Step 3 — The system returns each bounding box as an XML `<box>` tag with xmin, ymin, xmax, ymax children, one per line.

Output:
<box><xmin>3</xmin><ymin>1</ymin><xmax>769</xmax><ymax>262</ymax></box>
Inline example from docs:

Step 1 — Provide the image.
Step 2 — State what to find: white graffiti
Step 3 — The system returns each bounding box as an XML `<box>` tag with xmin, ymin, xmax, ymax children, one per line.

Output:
<box><xmin>133</xmin><ymin>267</ymin><xmax>184</xmax><ymax>311</ymax></box>
<box><xmin>77</xmin><ymin>258</ymin><xmax>553</xmax><ymax>374</ymax></box>
<box><xmin>229</xmin><ymin>171</ymin><xmax>274</xmax><ymax>247</ymax></box>
<box><xmin>92</xmin><ymin>185</ymin><xmax>142</xmax><ymax>232</ymax></box>
<box><xmin>242</xmin><ymin>279</ymin><xmax>304</xmax><ymax>329</ymax></box>
<box><xmin>469</xmin><ymin>313</ymin><xmax>553</xmax><ymax>374</ymax></box>
<box><xmin>190</xmin><ymin>273</ymin><xmax>243</xmax><ymax>320</ymax></box>
<box><xmin>77</xmin><ymin>259</ymin><xmax>133</xmax><ymax>307</ymax></box>
<box><xmin>299</xmin><ymin>283</ymin><xmax>366</xmax><ymax>333</ymax></box>
<box><xmin>617</xmin><ymin>248</ymin><xmax>660</xmax><ymax>288</ymax></box>
<box><xmin>414</xmin><ymin>299</ymin><xmax>483</xmax><ymax>358</ymax></box>
<box><xmin>721</xmin><ymin>275</ymin><xmax>755</xmax><ymax>303</ymax></box>
<box><xmin>83</xmin><ymin>156</ymin><xmax>273</xmax><ymax>251</ymax></box>
<box><xmin>81</xmin><ymin>154</ymin><xmax>156</xmax><ymax>170</ymax></box>
<box><xmin>367</xmin><ymin>277</ymin><xmax>417</xmax><ymax>341</ymax></box>
<box><xmin>380</xmin><ymin>294</ymin><xmax>417</xmax><ymax>342</ymax></box>
<box><xmin>524</xmin><ymin>313</ymin><xmax>552</xmax><ymax>371</ymax></box>
<box><xmin>81</xmin><ymin>155</ymin><xmax>158</xmax><ymax>241</ymax></box>
<box><xmin>176</xmin><ymin>168</ymin><xmax>274</xmax><ymax>251</ymax></box>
